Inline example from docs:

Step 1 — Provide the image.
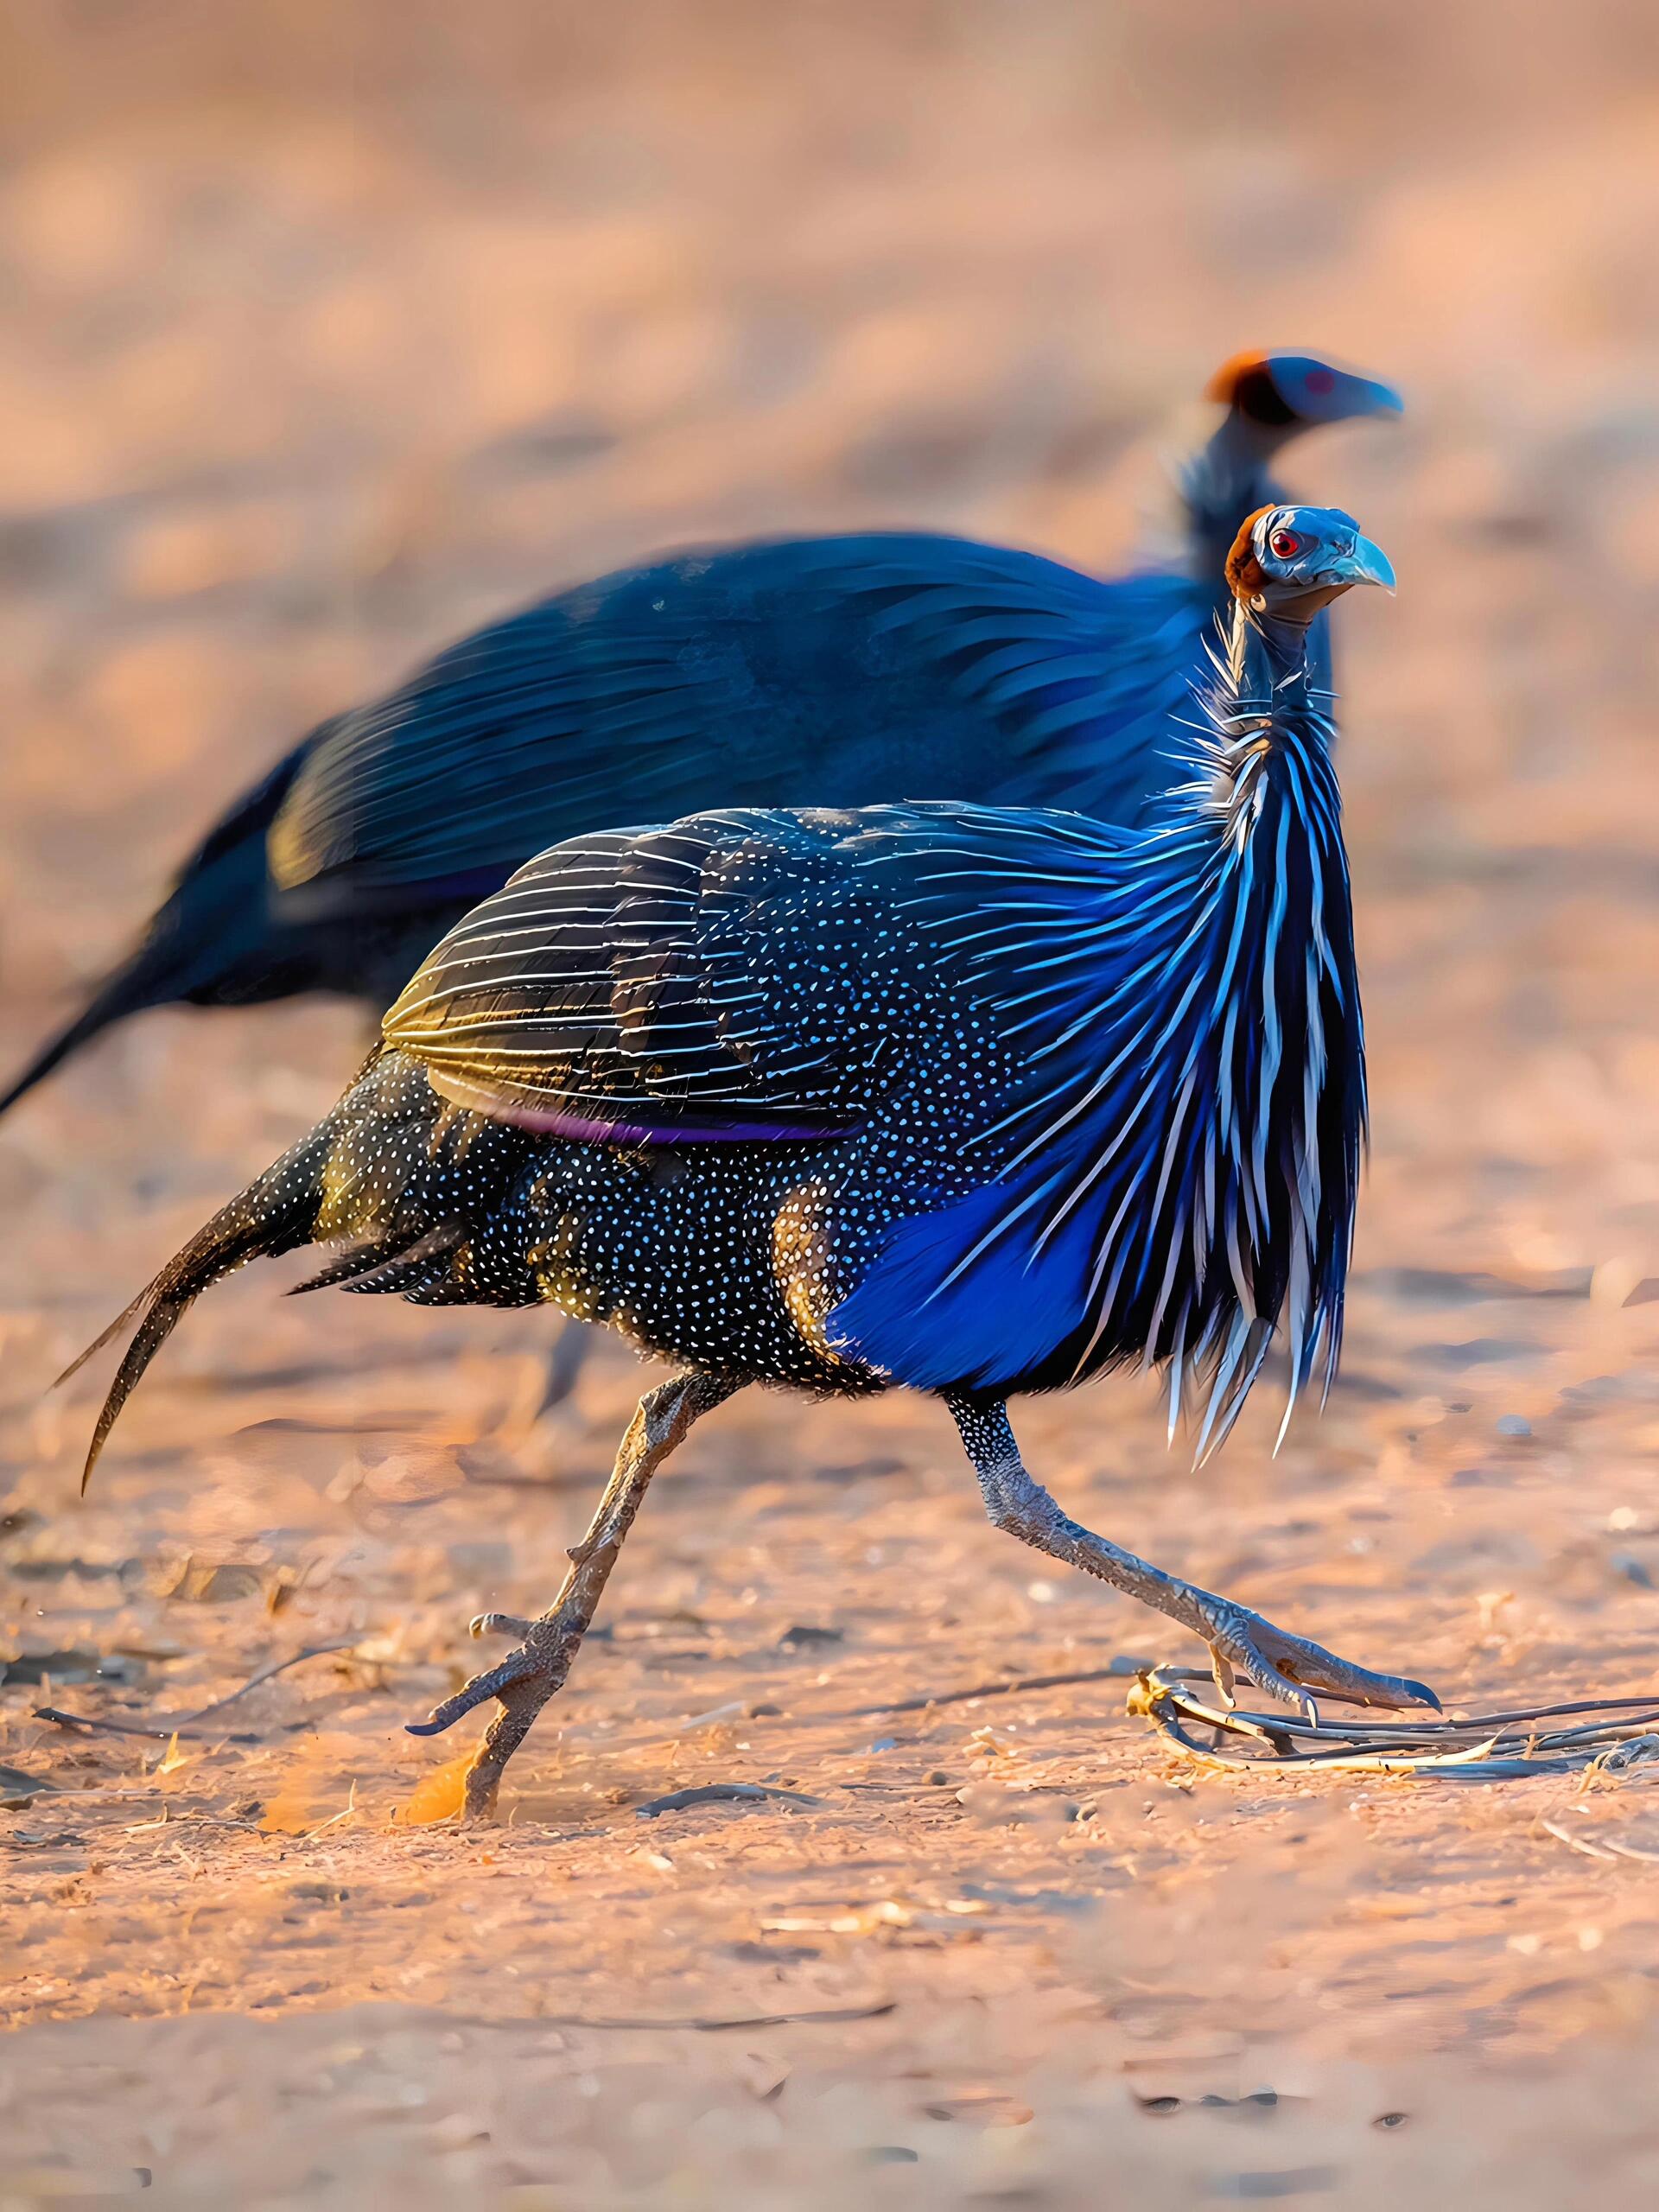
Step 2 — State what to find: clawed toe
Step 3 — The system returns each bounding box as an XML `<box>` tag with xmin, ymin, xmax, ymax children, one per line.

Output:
<box><xmin>398</xmin><ymin>1376</ymin><xmax>734</xmax><ymax>1815</ymax></box>
<box><xmin>405</xmin><ymin>1638</ymin><xmax>546</xmax><ymax>1738</ymax></box>
<box><xmin>1203</xmin><ymin>1600</ymin><xmax>1439</xmax><ymax>1722</ymax></box>
<box><xmin>1208</xmin><ymin>1636</ymin><xmax>1319</xmax><ymax>1723</ymax></box>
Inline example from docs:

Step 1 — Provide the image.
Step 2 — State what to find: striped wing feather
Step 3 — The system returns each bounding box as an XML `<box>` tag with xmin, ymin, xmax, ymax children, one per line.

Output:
<box><xmin>382</xmin><ymin>810</ymin><xmax>943</xmax><ymax>1141</ymax></box>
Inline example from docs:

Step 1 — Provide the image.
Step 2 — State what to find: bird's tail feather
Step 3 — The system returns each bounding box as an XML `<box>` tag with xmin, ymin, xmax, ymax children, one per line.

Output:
<box><xmin>64</xmin><ymin>1115</ymin><xmax>345</xmax><ymax>1494</ymax></box>
<box><xmin>64</xmin><ymin>1048</ymin><xmax>541</xmax><ymax>1490</ymax></box>
<box><xmin>287</xmin><ymin>1222</ymin><xmax>467</xmax><ymax>1297</ymax></box>
<box><xmin>1</xmin><ymin>741</ymin><xmax>315</xmax><ymax>1122</ymax></box>
<box><xmin>0</xmin><ymin>950</ymin><xmax>181</xmax><ymax>1121</ymax></box>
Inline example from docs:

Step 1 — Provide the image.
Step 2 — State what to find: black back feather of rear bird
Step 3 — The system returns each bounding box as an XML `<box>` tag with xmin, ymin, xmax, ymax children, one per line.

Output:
<box><xmin>69</xmin><ymin>501</ymin><xmax>1438</xmax><ymax>1807</ymax></box>
<box><xmin>1</xmin><ymin>352</ymin><xmax>1400</xmax><ymax>1119</ymax></box>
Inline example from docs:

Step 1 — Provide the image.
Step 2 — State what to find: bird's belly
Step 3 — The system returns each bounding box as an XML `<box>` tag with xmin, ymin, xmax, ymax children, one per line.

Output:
<box><xmin>517</xmin><ymin>1141</ymin><xmax>884</xmax><ymax>1394</ymax></box>
<box><xmin>509</xmin><ymin>1088</ymin><xmax>1021</xmax><ymax>1395</ymax></box>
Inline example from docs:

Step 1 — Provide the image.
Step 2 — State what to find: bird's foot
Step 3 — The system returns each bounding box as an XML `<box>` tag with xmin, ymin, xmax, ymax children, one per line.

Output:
<box><xmin>406</xmin><ymin>1610</ymin><xmax>579</xmax><ymax>1821</ymax></box>
<box><xmin>1198</xmin><ymin>1596</ymin><xmax>1440</xmax><ymax>1725</ymax></box>
<box><xmin>404</xmin><ymin>1373</ymin><xmax>732</xmax><ymax>1821</ymax></box>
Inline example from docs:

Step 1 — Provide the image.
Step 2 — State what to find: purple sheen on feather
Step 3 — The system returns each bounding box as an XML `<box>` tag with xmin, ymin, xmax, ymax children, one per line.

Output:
<box><xmin>422</xmin><ymin>1064</ymin><xmax>845</xmax><ymax>1144</ymax></box>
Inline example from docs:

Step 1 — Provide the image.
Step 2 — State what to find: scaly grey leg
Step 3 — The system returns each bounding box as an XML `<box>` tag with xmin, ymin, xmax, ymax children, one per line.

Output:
<box><xmin>410</xmin><ymin>1370</ymin><xmax>741</xmax><ymax>1818</ymax></box>
<box><xmin>945</xmin><ymin>1395</ymin><xmax>1438</xmax><ymax>1719</ymax></box>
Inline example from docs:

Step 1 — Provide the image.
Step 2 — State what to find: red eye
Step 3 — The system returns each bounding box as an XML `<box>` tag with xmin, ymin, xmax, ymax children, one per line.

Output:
<box><xmin>1306</xmin><ymin>368</ymin><xmax>1336</xmax><ymax>395</ymax></box>
<box><xmin>1269</xmin><ymin>528</ymin><xmax>1302</xmax><ymax>557</ymax></box>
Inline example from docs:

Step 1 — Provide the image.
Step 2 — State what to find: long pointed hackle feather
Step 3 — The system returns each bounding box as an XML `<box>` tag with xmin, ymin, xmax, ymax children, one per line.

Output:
<box><xmin>872</xmin><ymin>578</ymin><xmax>1361</xmax><ymax>1456</ymax></box>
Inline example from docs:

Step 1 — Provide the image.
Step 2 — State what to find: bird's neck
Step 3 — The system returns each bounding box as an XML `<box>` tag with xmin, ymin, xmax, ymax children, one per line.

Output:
<box><xmin>874</xmin><ymin>598</ymin><xmax>1361</xmax><ymax>1432</ymax></box>
<box><xmin>1224</xmin><ymin>598</ymin><xmax>1315</xmax><ymax>702</ymax></box>
<box><xmin>1091</xmin><ymin>583</ymin><xmax>1358</xmax><ymax>1440</ymax></box>
<box><xmin>1180</xmin><ymin>410</ymin><xmax>1290</xmax><ymax>589</ymax></box>
<box><xmin>1189</xmin><ymin>597</ymin><xmax>1334</xmax><ymax>842</ymax></box>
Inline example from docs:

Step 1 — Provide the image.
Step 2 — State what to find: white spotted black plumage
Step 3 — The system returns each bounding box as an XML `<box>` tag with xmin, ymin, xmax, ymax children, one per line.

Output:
<box><xmin>76</xmin><ymin>571</ymin><xmax>1364</xmax><ymax>1482</ymax></box>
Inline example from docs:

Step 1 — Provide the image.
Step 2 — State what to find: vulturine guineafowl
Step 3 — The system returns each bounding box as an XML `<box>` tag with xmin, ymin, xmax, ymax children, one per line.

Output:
<box><xmin>2</xmin><ymin>353</ymin><xmax>1399</xmax><ymax>1122</ymax></box>
<box><xmin>70</xmin><ymin>502</ymin><xmax>1438</xmax><ymax>1819</ymax></box>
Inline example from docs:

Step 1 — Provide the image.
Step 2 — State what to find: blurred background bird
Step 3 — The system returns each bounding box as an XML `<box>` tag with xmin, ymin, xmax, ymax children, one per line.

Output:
<box><xmin>0</xmin><ymin>350</ymin><xmax>1399</xmax><ymax>1126</ymax></box>
<box><xmin>69</xmin><ymin>500</ymin><xmax>1435</xmax><ymax>1819</ymax></box>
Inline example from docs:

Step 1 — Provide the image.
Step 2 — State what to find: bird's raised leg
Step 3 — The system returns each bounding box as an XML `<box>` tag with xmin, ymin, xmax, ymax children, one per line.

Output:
<box><xmin>945</xmin><ymin>1395</ymin><xmax>1438</xmax><ymax>1719</ymax></box>
<box><xmin>410</xmin><ymin>1370</ymin><xmax>741</xmax><ymax>1818</ymax></box>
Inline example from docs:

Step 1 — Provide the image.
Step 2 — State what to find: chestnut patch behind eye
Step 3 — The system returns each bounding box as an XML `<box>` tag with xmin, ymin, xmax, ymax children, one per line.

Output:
<box><xmin>1224</xmin><ymin>507</ymin><xmax>1276</xmax><ymax>601</ymax></box>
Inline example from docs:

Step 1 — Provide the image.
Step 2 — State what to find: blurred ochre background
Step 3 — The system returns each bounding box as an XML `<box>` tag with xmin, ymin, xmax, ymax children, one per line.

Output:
<box><xmin>4</xmin><ymin>6</ymin><xmax>1659</xmax><ymax>2205</ymax></box>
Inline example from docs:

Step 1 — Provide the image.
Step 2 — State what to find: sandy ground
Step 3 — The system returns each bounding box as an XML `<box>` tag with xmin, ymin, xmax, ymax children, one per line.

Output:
<box><xmin>5</xmin><ymin>3</ymin><xmax>1659</xmax><ymax>2202</ymax></box>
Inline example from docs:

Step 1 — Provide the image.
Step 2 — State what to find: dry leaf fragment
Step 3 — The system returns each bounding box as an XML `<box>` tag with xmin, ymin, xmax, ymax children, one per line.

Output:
<box><xmin>634</xmin><ymin>1782</ymin><xmax>822</xmax><ymax>1818</ymax></box>
<box><xmin>162</xmin><ymin>1556</ymin><xmax>266</xmax><ymax>1605</ymax></box>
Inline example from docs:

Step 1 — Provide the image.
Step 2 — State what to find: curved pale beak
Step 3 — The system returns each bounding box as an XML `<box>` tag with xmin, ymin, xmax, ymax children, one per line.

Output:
<box><xmin>1341</xmin><ymin>534</ymin><xmax>1397</xmax><ymax>593</ymax></box>
<box><xmin>1333</xmin><ymin>371</ymin><xmax>1405</xmax><ymax>420</ymax></box>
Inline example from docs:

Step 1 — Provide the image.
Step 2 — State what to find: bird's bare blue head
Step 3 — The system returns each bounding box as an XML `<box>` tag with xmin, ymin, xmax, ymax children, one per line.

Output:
<box><xmin>1225</xmin><ymin>504</ymin><xmax>1395</xmax><ymax>631</ymax></box>
<box><xmin>1206</xmin><ymin>350</ymin><xmax>1404</xmax><ymax>438</ymax></box>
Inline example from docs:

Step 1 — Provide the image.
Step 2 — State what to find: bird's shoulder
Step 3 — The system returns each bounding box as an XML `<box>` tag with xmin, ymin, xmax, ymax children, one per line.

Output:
<box><xmin>380</xmin><ymin>800</ymin><xmax>1124</xmax><ymax>1141</ymax></box>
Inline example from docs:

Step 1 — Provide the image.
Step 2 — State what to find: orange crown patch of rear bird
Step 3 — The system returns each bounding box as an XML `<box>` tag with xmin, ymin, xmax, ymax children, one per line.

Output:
<box><xmin>1204</xmin><ymin>350</ymin><xmax>1270</xmax><ymax>405</ymax></box>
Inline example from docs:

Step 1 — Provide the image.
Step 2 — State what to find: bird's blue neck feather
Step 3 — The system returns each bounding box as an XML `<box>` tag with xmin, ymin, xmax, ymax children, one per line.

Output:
<box><xmin>830</xmin><ymin>599</ymin><xmax>1364</xmax><ymax>1452</ymax></box>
